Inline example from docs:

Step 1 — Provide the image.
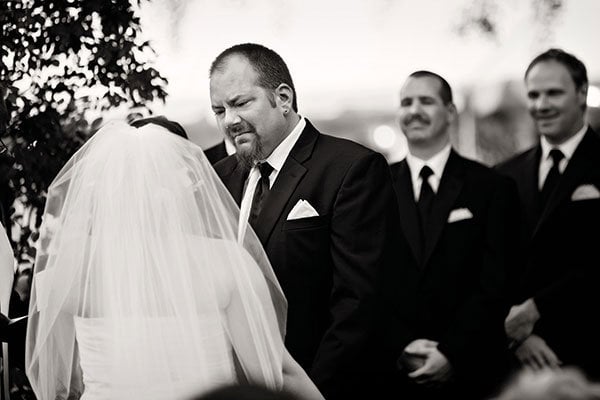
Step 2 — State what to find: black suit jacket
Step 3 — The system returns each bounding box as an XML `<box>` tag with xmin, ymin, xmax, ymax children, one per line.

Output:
<box><xmin>204</xmin><ymin>140</ymin><xmax>228</xmax><ymax>165</ymax></box>
<box><xmin>384</xmin><ymin>150</ymin><xmax>519</xmax><ymax>398</ymax></box>
<box><xmin>214</xmin><ymin>120</ymin><xmax>400</xmax><ymax>399</ymax></box>
<box><xmin>496</xmin><ymin>127</ymin><xmax>600</xmax><ymax>378</ymax></box>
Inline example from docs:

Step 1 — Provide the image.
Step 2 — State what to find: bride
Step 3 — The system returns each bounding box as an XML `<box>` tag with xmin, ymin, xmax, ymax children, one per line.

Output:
<box><xmin>25</xmin><ymin>121</ymin><xmax>324</xmax><ymax>400</ymax></box>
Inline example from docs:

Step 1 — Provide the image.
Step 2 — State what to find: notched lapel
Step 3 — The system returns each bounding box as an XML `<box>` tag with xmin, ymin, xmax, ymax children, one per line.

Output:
<box><xmin>391</xmin><ymin>162</ymin><xmax>422</xmax><ymax>265</ymax></box>
<box><xmin>535</xmin><ymin>130</ymin><xmax>599</xmax><ymax>237</ymax></box>
<box><xmin>521</xmin><ymin>147</ymin><xmax>542</xmax><ymax>235</ymax></box>
<box><xmin>219</xmin><ymin>159</ymin><xmax>248</xmax><ymax>206</ymax></box>
<box><xmin>422</xmin><ymin>152</ymin><xmax>464</xmax><ymax>267</ymax></box>
<box><xmin>253</xmin><ymin>120</ymin><xmax>318</xmax><ymax>244</ymax></box>
<box><xmin>254</xmin><ymin>159</ymin><xmax>307</xmax><ymax>244</ymax></box>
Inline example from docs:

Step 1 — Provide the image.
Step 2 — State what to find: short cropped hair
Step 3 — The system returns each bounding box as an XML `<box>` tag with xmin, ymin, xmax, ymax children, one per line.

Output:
<box><xmin>407</xmin><ymin>70</ymin><xmax>453</xmax><ymax>105</ymax></box>
<box><xmin>525</xmin><ymin>48</ymin><xmax>588</xmax><ymax>90</ymax></box>
<box><xmin>209</xmin><ymin>43</ymin><xmax>298</xmax><ymax>112</ymax></box>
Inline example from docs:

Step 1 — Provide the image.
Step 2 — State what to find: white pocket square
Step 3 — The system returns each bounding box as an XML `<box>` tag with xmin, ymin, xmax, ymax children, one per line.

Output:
<box><xmin>447</xmin><ymin>208</ymin><xmax>473</xmax><ymax>223</ymax></box>
<box><xmin>571</xmin><ymin>184</ymin><xmax>600</xmax><ymax>201</ymax></box>
<box><xmin>287</xmin><ymin>199</ymin><xmax>319</xmax><ymax>220</ymax></box>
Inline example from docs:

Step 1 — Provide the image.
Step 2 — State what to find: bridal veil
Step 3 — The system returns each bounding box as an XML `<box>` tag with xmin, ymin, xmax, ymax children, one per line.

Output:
<box><xmin>25</xmin><ymin>121</ymin><xmax>287</xmax><ymax>400</ymax></box>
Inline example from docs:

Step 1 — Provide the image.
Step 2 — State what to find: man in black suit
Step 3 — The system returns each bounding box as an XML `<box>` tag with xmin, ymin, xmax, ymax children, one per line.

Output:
<box><xmin>385</xmin><ymin>71</ymin><xmax>519</xmax><ymax>399</ymax></box>
<box><xmin>497</xmin><ymin>49</ymin><xmax>600</xmax><ymax>378</ymax></box>
<box><xmin>203</xmin><ymin>140</ymin><xmax>229</xmax><ymax>165</ymax></box>
<box><xmin>209</xmin><ymin>43</ymin><xmax>399</xmax><ymax>399</ymax></box>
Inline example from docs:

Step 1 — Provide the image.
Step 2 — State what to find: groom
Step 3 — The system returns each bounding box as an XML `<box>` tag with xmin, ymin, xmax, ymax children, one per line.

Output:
<box><xmin>210</xmin><ymin>43</ymin><xmax>402</xmax><ymax>399</ymax></box>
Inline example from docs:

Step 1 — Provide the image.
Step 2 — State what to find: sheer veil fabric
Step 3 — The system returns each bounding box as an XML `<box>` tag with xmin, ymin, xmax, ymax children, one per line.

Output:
<box><xmin>25</xmin><ymin>122</ymin><xmax>287</xmax><ymax>400</ymax></box>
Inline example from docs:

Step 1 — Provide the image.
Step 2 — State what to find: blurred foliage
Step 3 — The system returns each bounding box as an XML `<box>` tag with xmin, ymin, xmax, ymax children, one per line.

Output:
<box><xmin>456</xmin><ymin>0</ymin><xmax>564</xmax><ymax>40</ymax></box>
<box><xmin>0</xmin><ymin>0</ymin><xmax>168</xmax><ymax>268</ymax></box>
<box><xmin>1</xmin><ymin>2</ymin><xmax>167</xmax><ymax>396</ymax></box>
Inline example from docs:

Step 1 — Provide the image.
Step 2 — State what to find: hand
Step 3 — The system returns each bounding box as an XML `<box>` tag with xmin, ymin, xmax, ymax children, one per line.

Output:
<box><xmin>404</xmin><ymin>338</ymin><xmax>438</xmax><ymax>354</ymax></box>
<box><xmin>405</xmin><ymin>341</ymin><xmax>453</xmax><ymax>386</ymax></box>
<box><xmin>514</xmin><ymin>334</ymin><xmax>561</xmax><ymax>370</ymax></box>
<box><xmin>505</xmin><ymin>298</ymin><xmax>540</xmax><ymax>344</ymax></box>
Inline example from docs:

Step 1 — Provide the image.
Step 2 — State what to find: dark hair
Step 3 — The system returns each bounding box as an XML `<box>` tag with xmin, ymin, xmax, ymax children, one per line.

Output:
<box><xmin>525</xmin><ymin>48</ymin><xmax>588</xmax><ymax>90</ymax></box>
<box><xmin>408</xmin><ymin>70</ymin><xmax>453</xmax><ymax>105</ymax></box>
<box><xmin>209</xmin><ymin>43</ymin><xmax>298</xmax><ymax>112</ymax></box>
<box><xmin>130</xmin><ymin>115</ymin><xmax>188</xmax><ymax>139</ymax></box>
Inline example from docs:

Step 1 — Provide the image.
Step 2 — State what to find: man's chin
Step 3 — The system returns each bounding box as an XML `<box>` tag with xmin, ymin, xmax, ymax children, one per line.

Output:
<box><xmin>235</xmin><ymin>146</ymin><xmax>263</xmax><ymax>170</ymax></box>
<box><xmin>536</xmin><ymin>124</ymin><xmax>560</xmax><ymax>138</ymax></box>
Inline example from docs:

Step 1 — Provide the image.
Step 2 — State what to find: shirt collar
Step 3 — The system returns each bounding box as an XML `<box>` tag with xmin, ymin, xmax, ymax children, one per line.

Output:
<box><xmin>262</xmin><ymin>116</ymin><xmax>306</xmax><ymax>172</ymax></box>
<box><xmin>540</xmin><ymin>124</ymin><xmax>587</xmax><ymax>163</ymax></box>
<box><xmin>406</xmin><ymin>143</ymin><xmax>452</xmax><ymax>184</ymax></box>
<box><xmin>224</xmin><ymin>138</ymin><xmax>236</xmax><ymax>156</ymax></box>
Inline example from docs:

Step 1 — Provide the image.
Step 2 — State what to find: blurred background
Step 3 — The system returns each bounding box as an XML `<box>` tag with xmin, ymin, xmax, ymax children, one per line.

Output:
<box><xmin>136</xmin><ymin>0</ymin><xmax>600</xmax><ymax>166</ymax></box>
<box><xmin>2</xmin><ymin>0</ymin><xmax>599</xmax><ymax>272</ymax></box>
<box><xmin>1</xmin><ymin>1</ymin><xmax>599</xmax><ymax>396</ymax></box>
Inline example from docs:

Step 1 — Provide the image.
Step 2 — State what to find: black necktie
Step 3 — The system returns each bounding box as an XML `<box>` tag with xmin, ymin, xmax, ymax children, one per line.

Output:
<box><xmin>541</xmin><ymin>149</ymin><xmax>564</xmax><ymax>208</ymax></box>
<box><xmin>248</xmin><ymin>162</ymin><xmax>274</xmax><ymax>228</ymax></box>
<box><xmin>417</xmin><ymin>165</ymin><xmax>435</xmax><ymax>233</ymax></box>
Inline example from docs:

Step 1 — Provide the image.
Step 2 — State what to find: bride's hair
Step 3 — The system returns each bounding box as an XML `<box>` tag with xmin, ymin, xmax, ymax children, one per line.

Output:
<box><xmin>129</xmin><ymin>115</ymin><xmax>188</xmax><ymax>139</ymax></box>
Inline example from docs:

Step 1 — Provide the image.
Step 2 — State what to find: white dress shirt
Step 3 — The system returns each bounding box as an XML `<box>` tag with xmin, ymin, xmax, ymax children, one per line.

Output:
<box><xmin>238</xmin><ymin>117</ymin><xmax>306</xmax><ymax>230</ymax></box>
<box><xmin>538</xmin><ymin>125</ymin><xmax>587</xmax><ymax>190</ymax></box>
<box><xmin>405</xmin><ymin>144</ymin><xmax>452</xmax><ymax>201</ymax></box>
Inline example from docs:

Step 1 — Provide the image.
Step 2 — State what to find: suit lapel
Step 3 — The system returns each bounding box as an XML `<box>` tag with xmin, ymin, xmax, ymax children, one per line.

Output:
<box><xmin>422</xmin><ymin>151</ymin><xmax>464</xmax><ymax>267</ymax></box>
<box><xmin>391</xmin><ymin>161</ymin><xmax>422</xmax><ymax>264</ymax></box>
<box><xmin>220</xmin><ymin>158</ymin><xmax>249</xmax><ymax>205</ymax></box>
<box><xmin>252</xmin><ymin>121</ymin><xmax>317</xmax><ymax>244</ymax></box>
<box><xmin>534</xmin><ymin>129</ymin><xmax>598</xmax><ymax>237</ymax></box>
<box><xmin>523</xmin><ymin>147</ymin><xmax>542</xmax><ymax>235</ymax></box>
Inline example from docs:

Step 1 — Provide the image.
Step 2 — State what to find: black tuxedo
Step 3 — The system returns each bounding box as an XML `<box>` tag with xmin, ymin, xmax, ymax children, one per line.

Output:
<box><xmin>496</xmin><ymin>127</ymin><xmax>600</xmax><ymax>378</ymax></box>
<box><xmin>383</xmin><ymin>150</ymin><xmax>519</xmax><ymax>399</ymax></box>
<box><xmin>214</xmin><ymin>120</ymin><xmax>400</xmax><ymax>399</ymax></box>
<box><xmin>204</xmin><ymin>140</ymin><xmax>228</xmax><ymax>165</ymax></box>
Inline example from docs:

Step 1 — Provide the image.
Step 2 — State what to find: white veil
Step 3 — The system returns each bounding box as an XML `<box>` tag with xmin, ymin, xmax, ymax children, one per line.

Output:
<box><xmin>25</xmin><ymin>121</ymin><xmax>287</xmax><ymax>400</ymax></box>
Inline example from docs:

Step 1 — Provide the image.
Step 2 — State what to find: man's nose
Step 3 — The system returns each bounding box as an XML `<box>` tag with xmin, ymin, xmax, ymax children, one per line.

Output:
<box><xmin>408</xmin><ymin>101</ymin><xmax>423</xmax><ymax>115</ymax></box>
<box><xmin>534</xmin><ymin>94</ymin><xmax>551</xmax><ymax>111</ymax></box>
<box><xmin>223</xmin><ymin>109</ymin><xmax>242</xmax><ymax>129</ymax></box>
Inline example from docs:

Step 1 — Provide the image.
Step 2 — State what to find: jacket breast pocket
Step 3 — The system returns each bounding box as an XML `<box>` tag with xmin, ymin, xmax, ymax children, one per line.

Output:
<box><xmin>283</xmin><ymin>214</ymin><xmax>329</xmax><ymax>231</ymax></box>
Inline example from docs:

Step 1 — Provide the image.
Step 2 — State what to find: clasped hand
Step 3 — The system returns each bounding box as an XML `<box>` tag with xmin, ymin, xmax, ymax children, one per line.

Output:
<box><xmin>402</xmin><ymin>339</ymin><xmax>453</xmax><ymax>386</ymax></box>
<box><xmin>514</xmin><ymin>334</ymin><xmax>561</xmax><ymax>370</ymax></box>
<box><xmin>505</xmin><ymin>298</ymin><xmax>540</xmax><ymax>345</ymax></box>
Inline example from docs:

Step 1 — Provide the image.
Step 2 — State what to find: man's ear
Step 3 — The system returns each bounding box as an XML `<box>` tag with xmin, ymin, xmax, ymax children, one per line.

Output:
<box><xmin>275</xmin><ymin>83</ymin><xmax>294</xmax><ymax>112</ymax></box>
<box><xmin>446</xmin><ymin>103</ymin><xmax>458</xmax><ymax>123</ymax></box>
<box><xmin>577</xmin><ymin>84</ymin><xmax>588</xmax><ymax>109</ymax></box>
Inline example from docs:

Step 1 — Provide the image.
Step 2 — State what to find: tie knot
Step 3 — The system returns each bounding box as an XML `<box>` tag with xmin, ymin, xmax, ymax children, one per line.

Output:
<box><xmin>258</xmin><ymin>162</ymin><xmax>274</xmax><ymax>179</ymax></box>
<box><xmin>549</xmin><ymin>149</ymin><xmax>564</xmax><ymax>166</ymax></box>
<box><xmin>420</xmin><ymin>165</ymin><xmax>433</xmax><ymax>180</ymax></box>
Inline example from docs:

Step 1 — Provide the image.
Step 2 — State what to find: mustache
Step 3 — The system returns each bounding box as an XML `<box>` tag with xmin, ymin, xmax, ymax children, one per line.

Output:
<box><xmin>532</xmin><ymin>110</ymin><xmax>559</xmax><ymax>118</ymax></box>
<box><xmin>227</xmin><ymin>121</ymin><xmax>255</xmax><ymax>137</ymax></box>
<box><xmin>403</xmin><ymin>114</ymin><xmax>430</xmax><ymax>125</ymax></box>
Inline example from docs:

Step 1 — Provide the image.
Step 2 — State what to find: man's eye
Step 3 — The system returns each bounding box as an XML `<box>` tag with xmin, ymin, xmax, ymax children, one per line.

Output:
<box><xmin>213</xmin><ymin>109</ymin><xmax>224</xmax><ymax>116</ymax></box>
<box><xmin>237</xmin><ymin>100</ymin><xmax>249</xmax><ymax>107</ymax></box>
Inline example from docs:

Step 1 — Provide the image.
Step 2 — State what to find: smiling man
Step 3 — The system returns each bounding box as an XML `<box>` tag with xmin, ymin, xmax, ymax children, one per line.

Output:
<box><xmin>209</xmin><ymin>43</ymin><xmax>402</xmax><ymax>399</ymax></box>
<box><xmin>497</xmin><ymin>49</ymin><xmax>600</xmax><ymax>379</ymax></box>
<box><xmin>385</xmin><ymin>70</ymin><xmax>519</xmax><ymax>400</ymax></box>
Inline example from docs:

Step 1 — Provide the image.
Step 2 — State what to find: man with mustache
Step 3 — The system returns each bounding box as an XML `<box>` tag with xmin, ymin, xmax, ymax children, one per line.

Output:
<box><xmin>497</xmin><ymin>49</ymin><xmax>600</xmax><ymax>378</ymax></box>
<box><xmin>210</xmin><ymin>43</ymin><xmax>402</xmax><ymax>399</ymax></box>
<box><xmin>384</xmin><ymin>70</ymin><xmax>519</xmax><ymax>399</ymax></box>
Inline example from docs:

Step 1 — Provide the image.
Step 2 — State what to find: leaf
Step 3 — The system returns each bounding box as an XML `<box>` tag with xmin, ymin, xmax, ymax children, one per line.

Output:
<box><xmin>2</xmin><ymin>0</ymin><xmax>169</xmax><ymax>271</ymax></box>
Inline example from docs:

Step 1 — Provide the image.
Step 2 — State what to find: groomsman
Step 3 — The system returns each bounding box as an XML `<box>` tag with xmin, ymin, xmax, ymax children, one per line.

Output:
<box><xmin>497</xmin><ymin>49</ymin><xmax>600</xmax><ymax>378</ymax></box>
<box><xmin>383</xmin><ymin>70</ymin><xmax>519</xmax><ymax>399</ymax></box>
<box><xmin>209</xmin><ymin>43</ymin><xmax>401</xmax><ymax>399</ymax></box>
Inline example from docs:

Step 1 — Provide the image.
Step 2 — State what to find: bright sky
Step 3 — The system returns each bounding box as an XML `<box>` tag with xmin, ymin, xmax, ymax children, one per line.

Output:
<box><xmin>138</xmin><ymin>0</ymin><xmax>600</xmax><ymax>135</ymax></box>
